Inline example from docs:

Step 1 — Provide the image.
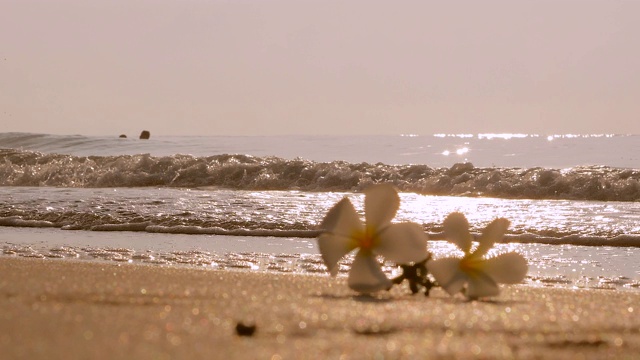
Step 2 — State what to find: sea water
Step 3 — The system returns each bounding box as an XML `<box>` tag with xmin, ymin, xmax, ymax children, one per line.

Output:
<box><xmin>1</xmin><ymin>132</ymin><xmax>639</xmax><ymax>290</ymax></box>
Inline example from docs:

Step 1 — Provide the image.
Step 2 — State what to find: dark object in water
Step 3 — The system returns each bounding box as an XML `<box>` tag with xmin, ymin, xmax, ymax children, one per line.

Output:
<box><xmin>119</xmin><ymin>134</ymin><xmax>127</xmax><ymax>138</ymax></box>
<box><xmin>235</xmin><ymin>321</ymin><xmax>256</xmax><ymax>336</ymax></box>
<box><xmin>139</xmin><ymin>130</ymin><xmax>150</xmax><ymax>140</ymax></box>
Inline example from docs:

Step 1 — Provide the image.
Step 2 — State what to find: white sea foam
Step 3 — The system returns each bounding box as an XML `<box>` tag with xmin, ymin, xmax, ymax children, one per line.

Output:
<box><xmin>1</xmin><ymin>185</ymin><xmax>639</xmax><ymax>247</ymax></box>
<box><xmin>0</xmin><ymin>216</ymin><xmax>55</xmax><ymax>228</ymax></box>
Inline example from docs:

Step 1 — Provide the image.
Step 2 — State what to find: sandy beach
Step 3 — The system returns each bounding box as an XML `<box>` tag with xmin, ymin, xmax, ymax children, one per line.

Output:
<box><xmin>0</xmin><ymin>256</ymin><xmax>638</xmax><ymax>359</ymax></box>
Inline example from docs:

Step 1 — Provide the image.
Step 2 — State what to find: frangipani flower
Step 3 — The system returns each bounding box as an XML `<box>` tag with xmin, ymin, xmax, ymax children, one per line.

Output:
<box><xmin>427</xmin><ymin>212</ymin><xmax>528</xmax><ymax>299</ymax></box>
<box><xmin>318</xmin><ymin>184</ymin><xmax>429</xmax><ymax>293</ymax></box>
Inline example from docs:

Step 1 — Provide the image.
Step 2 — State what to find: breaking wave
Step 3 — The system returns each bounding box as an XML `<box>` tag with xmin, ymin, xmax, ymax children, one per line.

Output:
<box><xmin>1</xmin><ymin>149</ymin><xmax>640</xmax><ymax>201</ymax></box>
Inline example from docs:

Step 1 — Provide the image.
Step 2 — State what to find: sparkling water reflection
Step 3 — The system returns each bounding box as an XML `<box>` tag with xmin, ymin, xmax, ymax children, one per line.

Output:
<box><xmin>2</xmin><ymin>187</ymin><xmax>640</xmax><ymax>239</ymax></box>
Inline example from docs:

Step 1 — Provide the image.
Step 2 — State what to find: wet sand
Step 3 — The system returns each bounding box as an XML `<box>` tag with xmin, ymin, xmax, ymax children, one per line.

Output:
<box><xmin>1</xmin><ymin>256</ymin><xmax>638</xmax><ymax>359</ymax></box>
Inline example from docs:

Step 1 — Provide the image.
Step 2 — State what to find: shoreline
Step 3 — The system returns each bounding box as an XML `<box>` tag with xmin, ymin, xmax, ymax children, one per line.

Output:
<box><xmin>3</xmin><ymin>226</ymin><xmax>640</xmax><ymax>292</ymax></box>
<box><xmin>1</xmin><ymin>257</ymin><xmax>639</xmax><ymax>359</ymax></box>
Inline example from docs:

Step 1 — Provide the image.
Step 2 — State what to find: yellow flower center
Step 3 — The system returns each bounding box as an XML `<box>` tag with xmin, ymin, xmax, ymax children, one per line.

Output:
<box><xmin>459</xmin><ymin>255</ymin><xmax>485</xmax><ymax>277</ymax></box>
<box><xmin>351</xmin><ymin>226</ymin><xmax>378</xmax><ymax>252</ymax></box>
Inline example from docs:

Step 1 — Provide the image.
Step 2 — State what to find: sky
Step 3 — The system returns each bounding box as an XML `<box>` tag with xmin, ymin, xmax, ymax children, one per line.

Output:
<box><xmin>1</xmin><ymin>0</ymin><xmax>639</xmax><ymax>136</ymax></box>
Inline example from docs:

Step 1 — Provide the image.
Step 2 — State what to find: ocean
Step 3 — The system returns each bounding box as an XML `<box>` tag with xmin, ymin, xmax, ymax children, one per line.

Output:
<box><xmin>1</xmin><ymin>132</ymin><xmax>639</xmax><ymax>291</ymax></box>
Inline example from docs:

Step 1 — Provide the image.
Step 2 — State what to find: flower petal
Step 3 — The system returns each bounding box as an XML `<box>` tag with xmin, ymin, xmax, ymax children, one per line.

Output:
<box><xmin>319</xmin><ymin>197</ymin><xmax>362</xmax><ymax>237</ymax></box>
<box><xmin>375</xmin><ymin>222</ymin><xmax>429</xmax><ymax>264</ymax></box>
<box><xmin>466</xmin><ymin>272</ymin><xmax>500</xmax><ymax>299</ymax></box>
<box><xmin>474</xmin><ymin>218</ymin><xmax>510</xmax><ymax>257</ymax></box>
<box><xmin>443</xmin><ymin>212</ymin><xmax>472</xmax><ymax>253</ymax></box>
<box><xmin>483</xmin><ymin>252</ymin><xmax>528</xmax><ymax>284</ymax></box>
<box><xmin>364</xmin><ymin>184</ymin><xmax>400</xmax><ymax>228</ymax></box>
<box><xmin>318</xmin><ymin>233</ymin><xmax>357</xmax><ymax>276</ymax></box>
<box><xmin>347</xmin><ymin>251</ymin><xmax>392</xmax><ymax>293</ymax></box>
<box><xmin>427</xmin><ymin>257</ymin><xmax>467</xmax><ymax>296</ymax></box>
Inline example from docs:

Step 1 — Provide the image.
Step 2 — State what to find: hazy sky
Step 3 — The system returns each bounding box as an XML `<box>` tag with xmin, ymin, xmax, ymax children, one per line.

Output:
<box><xmin>2</xmin><ymin>0</ymin><xmax>639</xmax><ymax>136</ymax></box>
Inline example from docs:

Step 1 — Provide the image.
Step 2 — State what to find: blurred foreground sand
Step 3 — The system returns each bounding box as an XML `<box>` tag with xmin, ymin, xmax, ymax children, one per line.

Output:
<box><xmin>0</xmin><ymin>257</ymin><xmax>638</xmax><ymax>359</ymax></box>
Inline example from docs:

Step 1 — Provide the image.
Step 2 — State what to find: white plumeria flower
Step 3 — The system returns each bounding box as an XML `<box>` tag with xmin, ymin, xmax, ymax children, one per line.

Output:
<box><xmin>318</xmin><ymin>184</ymin><xmax>430</xmax><ymax>293</ymax></box>
<box><xmin>427</xmin><ymin>212</ymin><xmax>528</xmax><ymax>299</ymax></box>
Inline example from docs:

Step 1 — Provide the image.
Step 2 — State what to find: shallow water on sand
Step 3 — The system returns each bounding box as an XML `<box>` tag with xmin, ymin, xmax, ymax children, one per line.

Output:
<box><xmin>2</xmin><ymin>227</ymin><xmax>638</xmax><ymax>291</ymax></box>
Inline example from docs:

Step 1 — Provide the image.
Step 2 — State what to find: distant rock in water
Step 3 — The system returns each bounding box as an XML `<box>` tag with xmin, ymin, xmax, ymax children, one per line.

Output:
<box><xmin>119</xmin><ymin>134</ymin><xmax>127</xmax><ymax>138</ymax></box>
<box><xmin>139</xmin><ymin>130</ymin><xmax>150</xmax><ymax>140</ymax></box>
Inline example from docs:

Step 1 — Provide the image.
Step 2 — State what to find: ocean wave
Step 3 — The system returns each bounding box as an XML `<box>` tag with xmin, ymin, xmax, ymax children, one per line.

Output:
<box><xmin>2</xmin><ymin>216</ymin><xmax>639</xmax><ymax>247</ymax></box>
<box><xmin>1</xmin><ymin>149</ymin><xmax>639</xmax><ymax>201</ymax></box>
